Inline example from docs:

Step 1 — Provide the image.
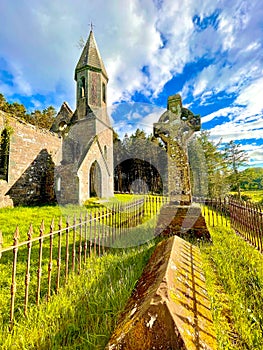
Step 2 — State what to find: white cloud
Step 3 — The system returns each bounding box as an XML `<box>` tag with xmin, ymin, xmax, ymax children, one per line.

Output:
<box><xmin>235</xmin><ymin>77</ymin><xmax>263</xmax><ymax>115</ymax></box>
<box><xmin>0</xmin><ymin>0</ymin><xmax>262</xmax><ymax>168</ymax></box>
<box><xmin>202</xmin><ymin>106</ymin><xmax>242</xmax><ymax>124</ymax></box>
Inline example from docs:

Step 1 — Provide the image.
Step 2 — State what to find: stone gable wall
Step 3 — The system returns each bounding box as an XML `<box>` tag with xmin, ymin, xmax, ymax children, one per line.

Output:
<box><xmin>78</xmin><ymin>127</ymin><xmax>114</xmax><ymax>202</ymax></box>
<box><xmin>0</xmin><ymin>112</ymin><xmax>62</xmax><ymax>207</ymax></box>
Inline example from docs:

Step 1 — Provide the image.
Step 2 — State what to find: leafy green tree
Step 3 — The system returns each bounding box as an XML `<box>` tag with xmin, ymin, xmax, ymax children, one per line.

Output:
<box><xmin>0</xmin><ymin>92</ymin><xmax>56</xmax><ymax>130</ymax></box>
<box><xmin>239</xmin><ymin>167</ymin><xmax>263</xmax><ymax>190</ymax></box>
<box><xmin>28</xmin><ymin>106</ymin><xmax>56</xmax><ymax>129</ymax></box>
<box><xmin>113</xmin><ymin>129</ymin><xmax>166</xmax><ymax>194</ymax></box>
<box><xmin>188</xmin><ymin>136</ymin><xmax>209</xmax><ymax>197</ymax></box>
<box><xmin>189</xmin><ymin>131</ymin><xmax>229</xmax><ymax>198</ymax></box>
<box><xmin>223</xmin><ymin>140</ymin><xmax>248</xmax><ymax>198</ymax></box>
<box><xmin>0</xmin><ymin>93</ymin><xmax>8</xmax><ymax>110</ymax></box>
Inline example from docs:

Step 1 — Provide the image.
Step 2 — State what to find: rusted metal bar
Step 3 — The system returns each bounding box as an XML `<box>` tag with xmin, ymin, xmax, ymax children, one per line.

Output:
<box><xmin>255</xmin><ymin>205</ymin><xmax>260</xmax><ymax>251</ymax></box>
<box><xmin>94</xmin><ymin>211</ymin><xmax>97</xmax><ymax>256</ymax></box>
<box><xmin>114</xmin><ymin>204</ymin><xmax>117</xmax><ymax>242</ymax></box>
<box><xmin>47</xmin><ymin>219</ymin><xmax>54</xmax><ymax>302</ymax></box>
<box><xmin>89</xmin><ymin>212</ymin><xmax>93</xmax><ymax>256</ymax></box>
<box><xmin>10</xmin><ymin>226</ymin><xmax>19</xmax><ymax>329</ymax></box>
<box><xmin>72</xmin><ymin>214</ymin><xmax>76</xmax><ymax>273</ymax></box>
<box><xmin>97</xmin><ymin>210</ymin><xmax>101</xmax><ymax>256</ymax></box>
<box><xmin>36</xmin><ymin>221</ymin><xmax>44</xmax><ymax>306</ymax></box>
<box><xmin>56</xmin><ymin>217</ymin><xmax>62</xmax><ymax>293</ymax></box>
<box><xmin>65</xmin><ymin>217</ymin><xmax>70</xmax><ymax>283</ymax></box>
<box><xmin>84</xmin><ymin>212</ymin><xmax>88</xmax><ymax>264</ymax></box>
<box><xmin>102</xmin><ymin>209</ymin><xmax>105</xmax><ymax>255</ymax></box>
<box><xmin>24</xmin><ymin>224</ymin><xmax>33</xmax><ymax>316</ymax></box>
<box><xmin>78</xmin><ymin>214</ymin><xmax>82</xmax><ymax>274</ymax></box>
<box><xmin>105</xmin><ymin>207</ymin><xmax>109</xmax><ymax>248</ymax></box>
<box><xmin>110</xmin><ymin>205</ymin><xmax>115</xmax><ymax>245</ymax></box>
<box><xmin>259</xmin><ymin>209</ymin><xmax>263</xmax><ymax>252</ymax></box>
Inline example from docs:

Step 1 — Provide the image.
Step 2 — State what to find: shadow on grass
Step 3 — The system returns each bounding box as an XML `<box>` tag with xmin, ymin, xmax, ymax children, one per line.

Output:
<box><xmin>2</xmin><ymin>242</ymin><xmax>156</xmax><ymax>350</ymax></box>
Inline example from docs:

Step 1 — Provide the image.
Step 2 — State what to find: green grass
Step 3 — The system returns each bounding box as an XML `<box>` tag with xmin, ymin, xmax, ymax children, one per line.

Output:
<box><xmin>200</xmin><ymin>212</ymin><xmax>263</xmax><ymax>349</ymax></box>
<box><xmin>3</xmin><ymin>196</ymin><xmax>262</xmax><ymax>349</ymax></box>
<box><xmin>0</xmin><ymin>203</ymin><xmax>109</xmax><ymax>248</ymax></box>
<box><xmin>0</xmin><ymin>195</ymin><xmax>160</xmax><ymax>348</ymax></box>
<box><xmin>0</xmin><ymin>242</ymin><xmax>156</xmax><ymax>349</ymax></box>
<box><xmin>230</xmin><ymin>190</ymin><xmax>263</xmax><ymax>203</ymax></box>
<box><xmin>241</xmin><ymin>190</ymin><xmax>263</xmax><ymax>203</ymax></box>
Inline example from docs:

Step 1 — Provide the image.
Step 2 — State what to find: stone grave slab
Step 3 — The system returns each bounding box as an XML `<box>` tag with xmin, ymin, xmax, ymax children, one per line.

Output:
<box><xmin>105</xmin><ymin>236</ymin><xmax>217</xmax><ymax>349</ymax></box>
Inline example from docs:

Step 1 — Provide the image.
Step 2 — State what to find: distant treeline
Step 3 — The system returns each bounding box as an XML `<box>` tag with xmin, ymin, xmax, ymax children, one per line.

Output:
<box><xmin>113</xmin><ymin>129</ymin><xmax>167</xmax><ymax>195</ymax></box>
<box><xmin>114</xmin><ymin>129</ymin><xmax>263</xmax><ymax>198</ymax></box>
<box><xmin>0</xmin><ymin>93</ymin><xmax>56</xmax><ymax>130</ymax></box>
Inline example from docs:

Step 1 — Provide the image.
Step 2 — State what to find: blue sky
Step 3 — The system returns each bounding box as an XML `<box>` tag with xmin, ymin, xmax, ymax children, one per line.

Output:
<box><xmin>0</xmin><ymin>0</ymin><xmax>263</xmax><ymax>167</ymax></box>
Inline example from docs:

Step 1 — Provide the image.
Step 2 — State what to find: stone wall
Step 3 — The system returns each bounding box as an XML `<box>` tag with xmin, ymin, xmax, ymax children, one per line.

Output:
<box><xmin>78</xmin><ymin>127</ymin><xmax>114</xmax><ymax>202</ymax></box>
<box><xmin>0</xmin><ymin>111</ymin><xmax>62</xmax><ymax>206</ymax></box>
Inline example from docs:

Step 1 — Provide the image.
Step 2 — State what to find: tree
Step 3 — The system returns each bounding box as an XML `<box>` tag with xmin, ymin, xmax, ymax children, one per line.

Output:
<box><xmin>0</xmin><ymin>94</ymin><xmax>7</xmax><ymax>110</ymax></box>
<box><xmin>188</xmin><ymin>131</ymin><xmax>229</xmax><ymax>198</ymax></box>
<box><xmin>28</xmin><ymin>106</ymin><xmax>56</xmax><ymax>129</ymax></box>
<box><xmin>113</xmin><ymin>129</ymin><xmax>167</xmax><ymax>194</ymax></box>
<box><xmin>223</xmin><ymin>140</ymin><xmax>248</xmax><ymax>198</ymax></box>
<box><xmin>239</xmin><ymin>167</ymin><xmax>263</xmax><ymax>190</ymax></box>
<box><xmin>0</xmin><ymin>92</ymin><xmax>56</xmax><ymax>130</ymax></box>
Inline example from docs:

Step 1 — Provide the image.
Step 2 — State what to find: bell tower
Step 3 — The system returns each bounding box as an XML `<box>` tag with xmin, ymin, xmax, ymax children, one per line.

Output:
<box><xmin>54</xmin><ymin>28</ymin><xmax>114</xmax><ymax>205</ymax></box>
<box><xmin>74</xmin><ymin>29</ymin><xmax>109</xmax><ymax>122</ymax></box>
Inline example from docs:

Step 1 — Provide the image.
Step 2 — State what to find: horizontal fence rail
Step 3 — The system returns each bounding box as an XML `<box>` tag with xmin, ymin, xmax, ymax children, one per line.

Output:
<box><xmin>199</xmin><ymin>197</ymin><xmax>263</xmax><ymax>253</ymax></box>
<box><xmin>0</xmin><ymin>196</ymin><xmax>169</xmax><ymax>329</ymax></box>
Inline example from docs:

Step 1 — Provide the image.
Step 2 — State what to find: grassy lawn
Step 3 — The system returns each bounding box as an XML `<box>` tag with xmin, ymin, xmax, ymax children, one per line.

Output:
<box><xmin>0</xmin><ymin>196</ymin><xmax>145</xmax><ymax>248</ymax></box>
<box><xmin>0</xmin><ymin>201</ymin><xmax>108</xmax><ymax>248</ymax></box>
<box><xmin>0</xmin><ymin>242</ymin><xmax>156</xmax><ymax>349</ymax></box>
<box><xmin>1</xmin><ymin>197</ymin><xmax>263</xmax><ymax>349</ymax></box>
<box><xmin>0</xmin><ymin>195</ymin><xmax>160</xmax><ymax>348</ymax></box>
<box><xmin>230</xmin><ymin>190</ymin><xmax>263</xmax><ymax>203</ymax></box>
<box><xmin>200</xmin><ymin>213</ymin><xmax>263</xmax><ymax>350</ymax></box>
<box><xmin>241</xmin><ymin>190</ymin><xmax>263</xmax><ymax>203</ymax></box>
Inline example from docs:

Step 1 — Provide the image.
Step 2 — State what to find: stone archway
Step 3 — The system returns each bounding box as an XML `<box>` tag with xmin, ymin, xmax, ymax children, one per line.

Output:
<box><xmin>89</xmin><ymin>161</ymin><xmax>102</xmax><ymax>197</ymax></box>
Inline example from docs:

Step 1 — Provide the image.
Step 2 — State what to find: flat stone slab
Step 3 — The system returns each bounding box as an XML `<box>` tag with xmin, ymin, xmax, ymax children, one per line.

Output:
<box><xmin>106</xmin><ymin>236</ymin><xmax>217</xmax><ymax>350</ymax></box>
<box><xmin>155</xmin><ymin>204</ymin><xmax>211</xmax><ymax>240</ymax></box>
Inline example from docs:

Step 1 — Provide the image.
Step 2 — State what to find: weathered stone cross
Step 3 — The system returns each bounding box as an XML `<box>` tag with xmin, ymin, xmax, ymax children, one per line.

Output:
<box><xmin>154</xmin><ymin>94</ymin><xmax>200</xmax><ymax>205</ymax></box>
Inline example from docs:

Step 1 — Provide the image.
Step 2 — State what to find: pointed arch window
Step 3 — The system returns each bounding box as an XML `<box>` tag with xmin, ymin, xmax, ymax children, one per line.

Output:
<box><xmin>80</xmin><ymin>77</ymin><xmax>86</xmax><ymax>98</ymax></box>
<box><xmin>56</xmin><ymin>175</ymin><xmax>61</xmax><ymax>192</ymax></box>
<box><xmin>0</xmin><ymin>128</ymin><xmax>11</xmax><ymax>181</ymax></box>
<box><xmin>102</xmin><ymin>82</ymin><xmax>106</xmax><ymax>103</ymax></box>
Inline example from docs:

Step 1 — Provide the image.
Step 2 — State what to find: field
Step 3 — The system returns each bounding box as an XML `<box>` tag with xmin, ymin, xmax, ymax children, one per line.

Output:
<box><xmin>231</xmin><ymin>189</ymin><xmax>263</xmax><ymax>203</ymax></box>
<box><xmin>241</xmin><ymin>190</ymin><xmax>263</xmax><ymax>203</ymax></box>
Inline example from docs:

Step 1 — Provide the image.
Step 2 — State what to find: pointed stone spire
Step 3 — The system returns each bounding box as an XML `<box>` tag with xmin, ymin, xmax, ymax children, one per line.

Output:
<box><xmin>75</xmin><ymin>30</ymin><xmax>108</xmax><ymax>81</ymax></box>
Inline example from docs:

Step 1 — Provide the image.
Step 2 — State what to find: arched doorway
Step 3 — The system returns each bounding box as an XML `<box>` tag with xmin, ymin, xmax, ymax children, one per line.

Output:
<box><xmin>89</xmin><ymin>161</ymin><xmax>102</xmax><ymax>197</ymax></box>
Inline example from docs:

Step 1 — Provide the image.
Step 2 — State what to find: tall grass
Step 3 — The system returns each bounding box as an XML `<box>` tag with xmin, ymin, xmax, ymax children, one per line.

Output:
<box><xmin>0</xmin><ymin>196</ymin><xmax>160</xmax><ymax>348</ymax></box>
<box><xmin>200</xmin><ymin>212</ymin><xmax>263</xmax><ymax>350</ymax></box>
<box><xmin>0</xmin><ymin>203</ymin><xmax>106</xmax><ymax>248</ymax></box>
<box><xmin>0</xmin><ymin>242</ymin><xmax>156</xmax><ymax>349</ymax></box>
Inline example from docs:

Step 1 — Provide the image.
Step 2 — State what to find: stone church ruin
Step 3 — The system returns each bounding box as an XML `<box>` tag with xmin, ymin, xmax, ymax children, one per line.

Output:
<box><xmin>52</xmin><ymin>29</ymin><xmax>114</xmax><ymax>204</ymax></box>
<box><xmin>0</xmin><ymin>29</ymin><xmax>114</xmax><ymax>207</ymax></box>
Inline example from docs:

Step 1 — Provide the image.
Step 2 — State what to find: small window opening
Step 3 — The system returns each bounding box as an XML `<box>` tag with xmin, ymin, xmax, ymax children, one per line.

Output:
<box><xmin>56</xmin><ymin>176</ymin><xmax>61</xmax><ymax>192</ymax></box>
<box><xmin>102</xmin><ymin>82</ymin><xmax>106</xmax><ymax>103</ymax></box>
<box><xmin>0</xmin><ymin>128</ymin><xmax>10</xmax><ymax>181</ymax></box>
<box><xmin>80</xmin><ymin>77</ymin><xmax>86</xmax><ymax>98</ymax></box>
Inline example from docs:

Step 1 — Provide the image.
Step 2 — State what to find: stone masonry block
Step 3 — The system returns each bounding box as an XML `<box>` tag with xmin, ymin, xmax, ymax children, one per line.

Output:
<box><xmin>106</xmin><ymin>236</ymin><xmax>217</xmax><ymax>350</ymax></box>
